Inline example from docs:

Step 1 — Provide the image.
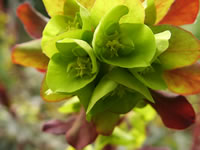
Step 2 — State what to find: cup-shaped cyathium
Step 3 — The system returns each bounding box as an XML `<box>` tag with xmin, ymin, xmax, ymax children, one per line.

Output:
<box><xmin>46</xmin><ymin>38</ymin><xmax>98</xmax><ymax>93</ymax></box>
<box><xmin>42</xmin><ymin>15</ymin><xmax>84</xmax><ymax>58</ymax></box>
<box><xmin>92</xmin><ymin>5</ymin><xmax>156</xmax><ymax>68</ymax></box>
<box><xmin>42</xmin><ymin>2</ymin><xmax>94</xmax><ymax>58</ymax></box>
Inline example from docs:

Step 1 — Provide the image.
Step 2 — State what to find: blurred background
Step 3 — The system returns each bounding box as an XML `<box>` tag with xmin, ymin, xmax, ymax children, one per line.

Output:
<box><xmin>0</xmin><ymin>0</ymin><xmax>200</xmax><ymax>150</ymax></box>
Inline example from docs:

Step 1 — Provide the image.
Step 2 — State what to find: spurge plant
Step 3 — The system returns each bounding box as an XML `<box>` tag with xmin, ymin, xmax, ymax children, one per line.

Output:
<box><xmin>12</xmin><ymin>0</ymin><xmax>200</xmax><ymax>149</ymax></box>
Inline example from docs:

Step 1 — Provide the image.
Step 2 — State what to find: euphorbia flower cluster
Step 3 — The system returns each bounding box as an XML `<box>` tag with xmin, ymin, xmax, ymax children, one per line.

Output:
<box><xmin>12</xmin><ymin>0</ymin><xmax>200</xmax><ymax>149</ymax></box>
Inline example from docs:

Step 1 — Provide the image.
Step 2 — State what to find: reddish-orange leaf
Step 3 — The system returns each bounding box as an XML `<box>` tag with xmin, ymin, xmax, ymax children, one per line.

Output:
<box><xmin>164</xmin><ymin>63</ymin><xmax>200</xmax><ymax>95</ymax></box>
<box><xmin>155</xmin><ymin>0</ymin><xmax>174</xmax><ymax>24</ymax></box>
<box><xmin>16</xmin><ymin>2</ymin><xmax>47</xmax><ymax>39</ymax></box>
<box><xmin>149</xmin><ymin>91</ymin><xmax>196</xmax><ymax>130</ymax></box>
<box><xmin>158</xmin><ymin>0</ymin><xmax>199</xmax><ymax>26</ymax></box>
<box><xmin>12</xmin><ymin>39</ymin><xmax>49</xmax><ymax>70</ymax></box>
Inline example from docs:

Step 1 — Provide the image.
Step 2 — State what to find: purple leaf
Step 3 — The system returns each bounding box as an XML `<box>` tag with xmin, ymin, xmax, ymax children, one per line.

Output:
<box><xmin>42</xmin><ymin>116</ymin><xmax>76</xmax><ymax>135</ymax></box>
<box><xmin>42</xmin><ymin>109</ymin><xmax>98</xmax><ymax>149</ymax></box>
<box><xmin>66</xmin><ymin>109</ymin><xmax>98</xmax><ymax>150</ymax></box>
<box><xmin>148</xmin><ymin>91</ymin><xmax>196</xmax><ymax>129</ymax></box>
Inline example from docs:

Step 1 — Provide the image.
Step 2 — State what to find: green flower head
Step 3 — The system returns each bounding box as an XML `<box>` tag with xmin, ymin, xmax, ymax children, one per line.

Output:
<box><xmin>42</xmin><ymin>1</ymin><xmax>94</xmax><ymax>58</ymax></box>
<box><xmin>46</xmin><ymin>38</ymin><xmax>98</xmax><ymax>93</ymax></box>
<box><xmin>92</xmin><ymin>5</ymin><xmax>156</xmax><ymax>68</ymax></box>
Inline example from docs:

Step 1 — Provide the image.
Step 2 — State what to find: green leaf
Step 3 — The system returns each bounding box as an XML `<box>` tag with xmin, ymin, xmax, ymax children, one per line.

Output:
<box><xmin>81</xmin><ymin>30</ymin><xmax>94</xmax><ymax>44</ymax></box>
<box><xmin>93</xmin><ymin>5</ymin><xmax>156</xmax><ymax>68</ymax></box>
<box><xmin>40</xmin><ymin>76</ymin><xmax>73</xmax><ymax>102</ymax></box>
<box><xmin>129</xmin><ymin>63</ymin><xmax>167</xmax><ymax>90</ymax></box>
<box><xmin>86</xmin><ymin>76</ymin><xmax>118</xmax><ymax>114</ymax></box>
<box><xmin>108</xmin><ymin>68</ymin><xmax>154</xmax><ymax>102</ymax></box>
<box><xmin>105</xmin><ymin>91</ymin><xmax>142</xmax><ymax>114</ymax></box>
<box><xmin>63</xmin><ymin>0</ymin><xmax>80</xmax><ymax>17</ymax></box>
<box><xmin>42</xmin><ymin>0</ymin><xmax>79</xmax><ymax>17</ymax></box>
<box><xmin>144</xmin><ymin>0</ymin><xmax>157</xmax><ymax>25</ymax></box>
<box><xmin>42</xmin><ymin>15</ymin><xmax>83</xmax><ymax>58</ymax></box>
<box><xmin>46</xmin><ymin>39</ymin><xmax>98</xmax><ymax>93</ymax></box>
<box><xmin>79</xmin><ymin>5</ymin><xmax>94</xmax><ymax>30</ymax></box>
<box><xmin>42</xmin><ymin>0</ymin><xmax>65</xmax><ymax>17</ymax></box>
<box><xmin>76</xmin><ymin>82</ymin><xmax>95</xmax><ymax>109</ymax></box>
<box><xmin>12</xmin><ymin>39</ymin><xmax>49</xmax><ymax>70</ymax></box>
<box><xmin>154</xmin><ymin>30</ymin><xmax>171</xmax><ymax>57</ymax></box>
<box><xmin>77</xmin><ymin>0</ymin><xmax>96</xmax><ymax>9</ymax></box>
<box><xmin>151</xmin><ymin>25</ymin><xmax>200</xmax><ymax>70</ymax></box>
<box><xmin>87</xmin><ymin>75</ymin><xmax>142</xmax><ymax>115</ymax></box>
<box><xmin>90</xmin><ymin>0</ymin><xmax>145</xmax><ymax>26</ymax></box>
<box><xmin>58</xmin><ymin>96</ymin><xmax>81</xmax><ymax>114</ymax></box>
